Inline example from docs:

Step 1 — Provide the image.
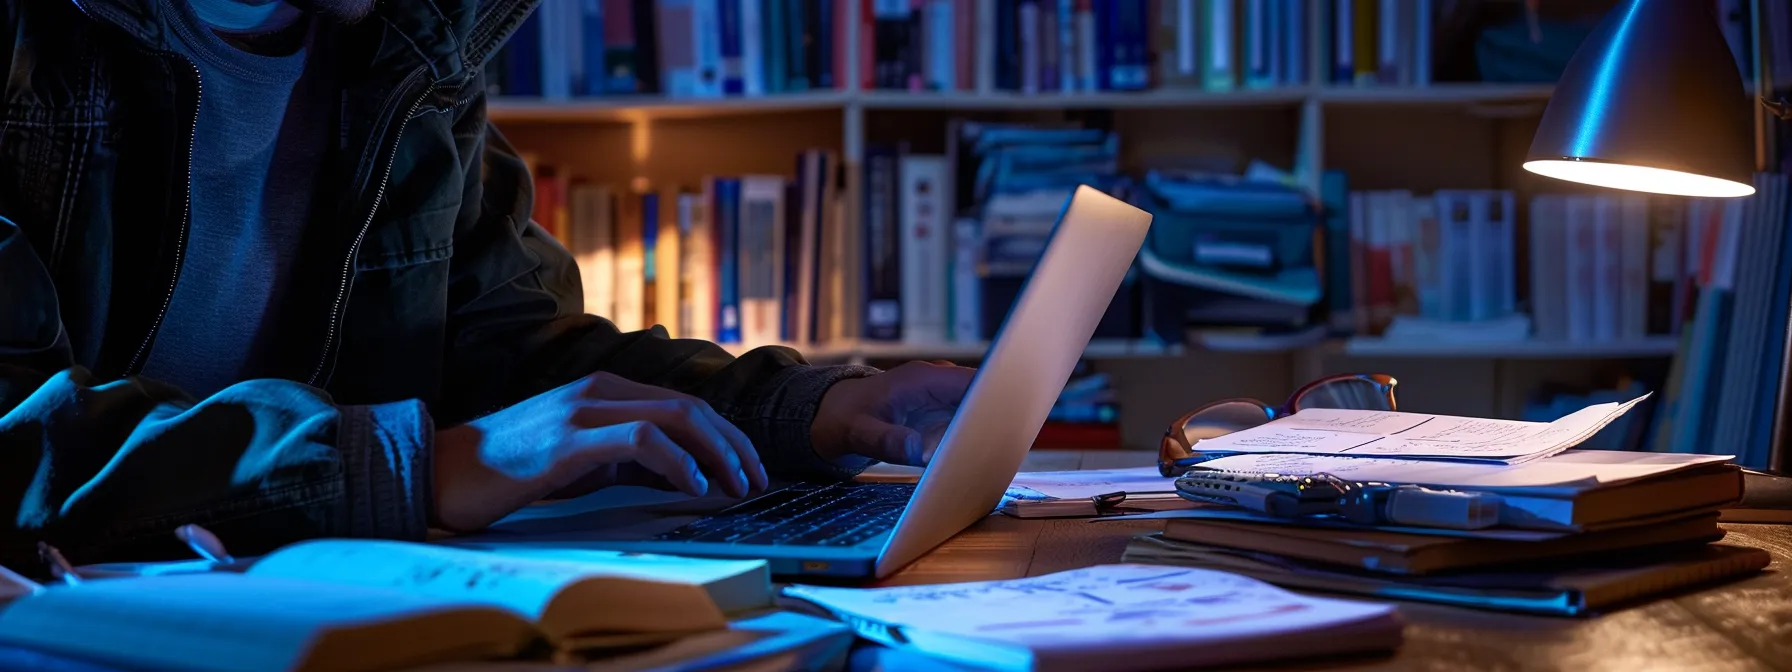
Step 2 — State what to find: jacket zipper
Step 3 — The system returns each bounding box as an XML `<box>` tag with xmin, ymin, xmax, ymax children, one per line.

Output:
<box><xmin>308</xmin><ymin>76</ymin><xmax>436</xmax><ymax>386</ymax></box>
<box><xmin>126</xmin><ymin>58</ymin><xmax>202</xmax><ymax>376</ymax></box>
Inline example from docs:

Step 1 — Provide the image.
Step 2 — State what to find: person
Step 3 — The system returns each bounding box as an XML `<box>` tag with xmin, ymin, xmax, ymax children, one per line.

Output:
<box><xmin>0</xmin><ymin>0</ymin><xmax>974</xmax><ymax>574</ymax></box>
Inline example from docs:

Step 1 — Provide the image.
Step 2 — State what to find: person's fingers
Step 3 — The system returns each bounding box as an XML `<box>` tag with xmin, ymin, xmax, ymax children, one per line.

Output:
<box><xmin>569</xmin><ymin>421</ymin><xmax>709</xmax><ymax>496</ymax></box>
<box><xmin>847</xmin><ymin>416</ymin><xmax>925</xmax><ymax>466</ymax></box>
<box><xmin>573</xmin><ymin>400</ymin><xmax>748</xmax><ymax>497</ymax></box>
<box><xmin>904</xmin><ymin>362</ymin><xmax>977</xmax><ymax>406</ymax></box>
<box><xmin>703</xmin><ymin>408</ymin><xmax>767</xmax><ymax>492</ymax></box>
<box><xmin>578</xmin><ymin>372</ymin><xmax>764</xmax><ymax>494</ymax></box>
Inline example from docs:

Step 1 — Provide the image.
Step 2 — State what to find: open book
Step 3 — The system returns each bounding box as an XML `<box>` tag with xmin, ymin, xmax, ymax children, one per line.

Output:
<box><xmin>1189</xmin><ymin>395</ymin><xmax>1649</xmax><ymax>465</ymax></box>
<box><xmin>785</xmin><ymin>564</ymin><xmax>1402</xmax><ymax>672</ymax></box>
<box><xmin>0</xmin><ymin>540</ymin><xmax>771</xmax><ymax>672</ymax></box>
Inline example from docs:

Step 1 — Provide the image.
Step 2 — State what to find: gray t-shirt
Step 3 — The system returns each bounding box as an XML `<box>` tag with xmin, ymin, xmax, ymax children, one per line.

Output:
<box><xmin>141</xmin><ymin>0</ymin><xmax>332</xmax><ymax>397</ymax></box>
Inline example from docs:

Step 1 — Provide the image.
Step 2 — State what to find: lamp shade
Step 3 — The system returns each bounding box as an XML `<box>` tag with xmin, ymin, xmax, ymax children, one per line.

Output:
<box><xmin>1524</xmin><ymin>0</ymin><xmax>1756</xmax><ymax>197</ymax></box>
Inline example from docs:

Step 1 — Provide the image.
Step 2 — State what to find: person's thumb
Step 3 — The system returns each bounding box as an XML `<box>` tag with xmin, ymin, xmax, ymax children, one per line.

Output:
<box><xmin>849</xmin><ymin>416</ymin><xmax>924</xmax><ymax>466</ymax></box>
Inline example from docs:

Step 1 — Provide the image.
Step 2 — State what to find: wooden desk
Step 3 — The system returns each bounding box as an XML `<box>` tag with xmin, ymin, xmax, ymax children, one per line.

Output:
<box><xmin>875</xmin><ymin>450</ymin><xmax>1792</xmax><ymax>670</ymax></box>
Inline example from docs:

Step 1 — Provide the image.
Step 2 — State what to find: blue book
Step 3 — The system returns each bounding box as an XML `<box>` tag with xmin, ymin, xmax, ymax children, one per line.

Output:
<box><xmin>764</xmin><ymin>0</ymin><xmax>788</xmax><ymax>93</ymax></box>
<box><xmin>1093</xmin><ymin>0</ymin><xmax>1112</xmax><ymax>90</ymax></box>
<box><xmin>642</xmin><ymin>193</ymin><xmax>660</xmax><ymax>325</ymax></box>
<box><xmin>719</xmin><ymin>0</ymin><xmax>745</xmax><ymax>95</ymax></box>
<box><xmin>579</xmin><ymin>0</ymin><xmax>607</xmax><ymax>96</ymax></box>
<box><xmin>788</xmin><ymin>0</ymin><xmax>810</xmax><ymax>90</ymax></box>
<box><xmin>717</xmin><ymin>179</ymin><xmax>743</xmax><ymax>344</ymax></box>
<box><xmin>505</xmin><ymin>9</ymin><xmax>543</xmax><ymax>96</ymax></box>
<box><xmin>1321</xmin><ymin>170</ymin><xmax>1352</xmax><ymax>330</ymax></box>
<box><xmin>814</xmin><ymin>0</ymin><xmax>834</xmax><ymax>88</ymax></box>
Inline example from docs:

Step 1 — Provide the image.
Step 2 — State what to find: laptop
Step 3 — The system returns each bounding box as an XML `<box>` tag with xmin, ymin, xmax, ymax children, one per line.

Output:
<box><xmin>480</xmin><ymin>185</ymin><xmax>1151</xmax><ymax>579</ymax></box>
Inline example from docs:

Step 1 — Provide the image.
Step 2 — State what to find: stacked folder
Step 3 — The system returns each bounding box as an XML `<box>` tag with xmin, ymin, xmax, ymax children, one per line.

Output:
<box><xmin>1123</xmin><ymin>450</ymin><xmax>1772</xmax><ymax>616</ymax></box>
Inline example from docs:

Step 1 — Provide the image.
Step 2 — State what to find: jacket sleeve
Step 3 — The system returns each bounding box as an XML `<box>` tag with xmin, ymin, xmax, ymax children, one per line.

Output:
<box><xmin>0</xmin><ymin>218</ymin><xmax>434</xmax><ymax>575</ymax></box>
<box><xmin>436</xmin><ymin>79</ymin><xmax>878</xmax><ymax>481</ymax></box>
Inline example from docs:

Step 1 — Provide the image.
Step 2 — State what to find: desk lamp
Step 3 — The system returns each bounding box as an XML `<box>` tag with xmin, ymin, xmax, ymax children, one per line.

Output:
<box><xmin>1525</xmin><ymin>0</ymin><xmax>1792</xmax><ymax>478</ymax></box>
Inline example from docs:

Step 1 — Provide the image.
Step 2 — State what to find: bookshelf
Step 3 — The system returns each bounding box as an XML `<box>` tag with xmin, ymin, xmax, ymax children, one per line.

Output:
<box><xmin>485</xmin><ymin>0</ymin><xmax>1776</xmax><ymax>453</ymax></box>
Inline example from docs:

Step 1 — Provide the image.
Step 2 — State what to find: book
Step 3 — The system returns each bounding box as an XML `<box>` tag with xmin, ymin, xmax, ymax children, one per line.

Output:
<box><xmin>1192</xmin><ymin>450</ymin><xmax>1743</xmax><ymax>531</ymax></box>
<box><xmin>1123</xmin><ymin>535</ymin><xmax>1770</xmax><ymax>617</ymax></box>
<box><xmin>1157</xmin><ymin>512</ymin><xmax>1725</xmax><ymax>575</ymax></box>
<box><xmin>0</xmin><ymin>540</ymin><xmax>774</xmax><ymax>671</ymax></box>
<box><xmin>784</xmin><ymin>564</ymin><xmax>1403</xmax><ymax>672</ymax></box>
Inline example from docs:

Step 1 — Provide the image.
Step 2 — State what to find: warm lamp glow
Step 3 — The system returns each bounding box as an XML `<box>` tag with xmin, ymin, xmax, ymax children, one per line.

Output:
<box><xmin>1523</xmin><ymin>159</ymin><xmax>1757</xmax><ymax>198</ymax></box>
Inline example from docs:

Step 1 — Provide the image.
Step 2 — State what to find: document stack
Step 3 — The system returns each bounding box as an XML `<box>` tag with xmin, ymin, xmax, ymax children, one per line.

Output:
<box><xmin>1124</xmin><ymin>400</ymin><xmax>1772</xmax><ymax>616</ymax></box>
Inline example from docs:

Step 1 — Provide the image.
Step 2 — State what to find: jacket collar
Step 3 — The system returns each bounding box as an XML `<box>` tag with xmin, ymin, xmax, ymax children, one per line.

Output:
<box><xmin>68</xmin><ymin>0</ymin><xmax>529</xmax><ymax>86</ymax></box>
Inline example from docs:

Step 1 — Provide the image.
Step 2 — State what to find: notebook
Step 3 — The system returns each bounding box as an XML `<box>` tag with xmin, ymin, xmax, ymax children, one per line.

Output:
<box><xmin>1192</xmin><ymin>450</ymin><xmax>1743</xmax><ymax>531</ymax></box>
<box><xmin>784</xmin><ymin>564</ymin><xmax>1403</xmax><ymax>672</ymax></box>
<box><xmin>0</xmin><ymin>539</ymin><xmax>772</xmax><ymax>671</ymax></box>
<box><xmin>1158</xmin><ymin>512</ymin><xmax>1725</xmax><ymax>575</ymax></box>
<box><xmin>1124</xmin><ymin>534</ymin><xmax>1771</xmax><ymax>616</ymax></box>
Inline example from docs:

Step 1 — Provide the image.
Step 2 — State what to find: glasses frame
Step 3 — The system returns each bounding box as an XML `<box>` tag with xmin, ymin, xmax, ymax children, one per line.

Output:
<box><xmin>1157</xmin><ymin>373</ymin><xmax>1399</xmax><ymax>477</ymax></box>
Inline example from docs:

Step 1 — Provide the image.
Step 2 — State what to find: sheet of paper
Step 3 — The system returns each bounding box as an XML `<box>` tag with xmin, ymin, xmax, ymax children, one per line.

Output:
<box><xmin>1190</xmin><ymin>394</ymin><xmax>1650</xmax><ymax>464</ymax></box>
<box><xmin>1006</xmin><ymin>467</ymin><xmax>1178</xmax><ymax>500</ymax></box>
<box><xmin>1191</xmin><ymin>450</ymin><xmax>1734</xmax><ymax>495</ymax></box>
<box><xmin>785</xmin><ymin>564</ymin><xmax>1394</xmax><ymax>652</ymax></box>
<box><xmin>1094</xmin><ymin>509</ymin><xmax>1574</xmax><ymax>540</ymax></box>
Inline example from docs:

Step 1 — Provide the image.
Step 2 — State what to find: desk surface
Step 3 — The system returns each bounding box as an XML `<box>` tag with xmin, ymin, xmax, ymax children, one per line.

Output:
<box><xmin>880</xmin><ymin>450</ymin><xmax>1792</xmax><ymax>671</ymax></box>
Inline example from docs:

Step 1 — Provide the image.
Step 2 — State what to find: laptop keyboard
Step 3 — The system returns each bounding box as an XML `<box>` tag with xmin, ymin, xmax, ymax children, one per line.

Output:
<box><xmin>649</xmin><ymin>481</ymin><xmax>917</xmax><ymax>547</ymax></box>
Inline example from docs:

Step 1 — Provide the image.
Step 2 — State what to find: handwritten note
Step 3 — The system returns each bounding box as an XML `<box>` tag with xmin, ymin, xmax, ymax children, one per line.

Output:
<box><xmin>1190</xmin><ymin>394</ymin><xmax>1650</xmax><ymax>464</ymax></box>
<box><xmin>785</xmin><ymin>564</ymin><xmax>1396</xmax><ymax>650</ymax></box>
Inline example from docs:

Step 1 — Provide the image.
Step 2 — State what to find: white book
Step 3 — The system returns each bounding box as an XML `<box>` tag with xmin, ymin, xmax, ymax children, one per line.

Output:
<box><xmin>1</xmin><ymin>541</ymin><xmax>772</xmax><ymax>672</ymax></box>
<box><xmin>1490</xmin><ymin>189</ymin><xmax>1518</xmax><ymax>316</ymax></box>
<box><xmin>1619</xmin><ymin>194</ymin><xmax>1652</xmax><ymax>339</ymax></box>
<box><xmin>1592</xmin><ymin>196</ymin><xmax>1620</xmax><ymax>341</ymax></box>
<box><xmin>682</xmin><ymin>192</ymin><xmax>717</xmax><ymax>341</ymax></box>
<box><xmin>899</xmin><ymin>155</ymin><xmax>951</xmax><ymax>343</ymax></box>
<box><xmin>738</xmin><ymin>176</ymin><xmax>786</xmax><ymax>346</ymax></box>
<box><xmin>951</xmin><ymin>216</ymin><xmax>982</xmax><ymax>342</ymax></box>
<box><xmin>786</xmin><ymin>565</ymin><xmax>1401</xmax><ymax>672</ymax></box>
<box><xmin>739</xmin><ymin>0</ymin><xmax>766</xmax><ymax>96</ymax></box>
<box><xmin>654</xmin><ymin>193</ymin><xmax>683</xmax><ymax>339</ymax></box>
<box><xmin>569</xmin><ymin>182</ymin><xmax>616</xmax><ymax>319</ymax></box>
<box><xmin>1433</xmin><ymin>191</ymin><xmax>1474</xmax><ymax>321</ymax></box>
<box><xmin>1564</xmin><ymin>195</ymin><xmax>1596</xmax><ymax>342</ymax></box>
<box><xmin>613</xmin><ymin>192</ymin><xmax>648</xmax><ymax>333</ymax></box>
<box><xmin>1528</xmin><ymin>194</ymin><xmax>1568</xmax><ymax>340</ymax></box>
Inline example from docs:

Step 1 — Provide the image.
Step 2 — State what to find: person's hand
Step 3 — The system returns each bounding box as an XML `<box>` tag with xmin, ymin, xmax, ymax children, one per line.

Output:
<box><xmin>431</xmin><ymin>372</ymin><xmax>768</xmax><ymax>532</ymax></box>
<box><xmin>812</xmin><ymin>361</ymin><xmax>977</xmax><ymax>466</ymax></box>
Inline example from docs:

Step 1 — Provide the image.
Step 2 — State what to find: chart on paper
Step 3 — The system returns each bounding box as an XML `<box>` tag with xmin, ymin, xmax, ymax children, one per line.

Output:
<box><xmin>1187</xmin><ymin>395</ymin><xmax>1651</xmax><ymax>464</ymax></box>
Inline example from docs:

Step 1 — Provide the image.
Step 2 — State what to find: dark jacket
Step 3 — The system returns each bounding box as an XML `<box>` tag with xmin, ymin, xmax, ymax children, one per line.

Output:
<box><xmin>0</xmin><ymin>0</ymin><xmax>869</xmax><ymax>575</ymax></box>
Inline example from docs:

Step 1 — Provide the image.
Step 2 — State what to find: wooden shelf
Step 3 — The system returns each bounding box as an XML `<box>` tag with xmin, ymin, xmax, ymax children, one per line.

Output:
<box><xmin>1316</xmin><ymin>83</ymin><xmax>1555</xmax><ymax>105</ymax></box>
<box><xmin>1342</xmin><ymin>336</ymin><xmax>1681</xmax><ymax>359</ymax></box>
<box><xmin>488</xmin><ymin>91</ymin><xmax>852</xmax><ymax>122</ymax></box>
<box><xmin>719</xmin><ymin>339</ymin><xmax>1184</xmax><ymax>361</ymax></box>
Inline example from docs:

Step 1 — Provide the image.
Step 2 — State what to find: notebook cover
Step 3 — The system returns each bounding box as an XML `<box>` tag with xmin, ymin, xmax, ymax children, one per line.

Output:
<box><xmin>1124</xmin><ymin>535</ymin><xmax>1770</xmax><ymax>617</ymax></box>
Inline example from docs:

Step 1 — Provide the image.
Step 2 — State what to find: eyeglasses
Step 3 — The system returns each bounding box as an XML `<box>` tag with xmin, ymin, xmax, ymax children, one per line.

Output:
<box><xmin>1157</xmin><ymin>373</ymin><xmax>1399</xmax><ymax>477</ymax></box>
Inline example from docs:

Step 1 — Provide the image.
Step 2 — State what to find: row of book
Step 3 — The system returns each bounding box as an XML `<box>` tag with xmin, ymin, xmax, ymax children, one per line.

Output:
<box><xmin>485</xmin><ymin>0</ymin><xmax>1450</xmax><ymax>99</ymax></box>
<box><xmin>531</xmin><ymin>150</ymin><xmax>857</xmax><ymax>346</ymax></box>
<box><xmin>490</xmin><ymin>0</ymin><xmax>846</xmax><ymax>99</ymax></box>
<box><xmin>869</xmin><ymin>0</ymin><xmax>1431</xmax><ymax>94</ymax></box>
<box><xmin>1331</xmin><ymin>187</ymin><xmax>1516</xmax><ymax>338</ymax></box>
<box><xmin>1650</xmin><ymin>173</ymin><xmax>1792</xmax><ymax>470</ymax></box>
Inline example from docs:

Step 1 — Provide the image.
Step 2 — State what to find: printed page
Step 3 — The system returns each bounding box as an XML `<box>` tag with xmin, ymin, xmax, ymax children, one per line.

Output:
<box><xmin>1007</xmin><ymin>467</ymin><xmax>1178</xmax><ymax>500</ymax></box>
<box><xmin>248</xmin><ymin>539</ymin><xmax>597</xmax><ymax>621</ymax></box>
<box><xmin>1193</xmin><ymin>450</ymin><xmax>1735</xmax><ymax>493</ymax></box>
<box><xmin>785</xmin><ymin>564</ymin><xmax>1394</xmax><ymax>651</ymax></box>
<box><xmin>1191</xmin><ymin>395</ymin><xmax>1650</xmax><ymax>463</ymax></box>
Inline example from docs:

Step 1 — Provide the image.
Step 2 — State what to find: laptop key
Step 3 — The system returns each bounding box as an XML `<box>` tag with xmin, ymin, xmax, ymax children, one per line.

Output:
<box><xmin>650</xmin><ymin>481</ymin><xmax>916</xmax><ymax>547</ymax></box>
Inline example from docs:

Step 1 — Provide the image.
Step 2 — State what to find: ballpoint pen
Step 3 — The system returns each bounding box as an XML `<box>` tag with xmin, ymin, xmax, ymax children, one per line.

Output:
<box><xmin>37</xmin><ymin>542</ymin><xmax>83</xmax><ymax>586</ymax></box>
<box><xmin>1174</xmin><ymin>469</ymin><xmax>1502</xmax><ymax>530</ymax></box>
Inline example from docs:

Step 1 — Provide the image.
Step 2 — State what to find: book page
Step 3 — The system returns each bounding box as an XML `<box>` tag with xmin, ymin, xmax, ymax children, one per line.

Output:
<box><xmin>248</xmin><ymin>539</ymin><xmax>599</xmax><ymax>622</ymax></box>
<box><xmin>1194</xmin><ymin>450</ymin><xmax>1734</xmax><ymax>493</ymax></box>
<box><xmin>1007</xmin><ymin>467</ymin><xmax>1178</xmax><ymax>500</ymax></box>
<box><xmin>1191</xmin><ymin>395</ymin><xmax>1649</xmax><ymax>463</ymax></box>
<box><xmin>785</xmin><ymin>564</ymin><xmax>1395</xmax><ymax>651</ymax></box>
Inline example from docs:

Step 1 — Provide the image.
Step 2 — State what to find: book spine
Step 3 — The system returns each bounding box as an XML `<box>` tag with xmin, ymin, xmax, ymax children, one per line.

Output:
<box><xmin>641</xmin><ymin>193</ymin><xmax>660</xmax><ymax>328</ymax></box>
<box><xmin>1412</xmin><ymin>0</ymin><xmax>1430</xmax><ymax>85</ymax></box>
<box><xmin>1057</xmin><ymin>0</ymin><xmax>1076</xmax><ymax>91</ymax></box>
<box><xmin>1020</xmin><ymin>0</ymin><xmax>1041</xmax><ymax>93</ymax></box>
<box><xmin>717</xmin><ymin>179</ymin><xmax>742</xmax><ymax>344</ymax></box>
<box><xmin>578</xmin><ymin>0</ymin><xmax>607</xmax><ymax>95</ymax></box>
<box><xmin>818</xmin><ymin>0</ymin><xmax>838</xmax><ymax>88</ymax></box>
<box><xmin>1075</xmin><ymin>0</ymin><xmax>1097</xmax><ymax>90</ymax></box>
<box><xmin>1647</xmin><ymin>197</ymin><xmax>1685</xmax><ymax>335</ymax></box>
<box><xmin>951</xmin><ymin>217</ymin><xmax>982</xmax><ymax>342</ymax></box>
<box><xmin>657</xmin><ymin>0</ymin><xmax>698</xmax><ymax>96</ymax></box>
<box><xmin>740</xmin><ymin>0</ymin><xmax>767</xmax><ymax>95</ymax></box>
<box><xmin>615</xmin><ymin>190</ymin><xmax>647</xmax><ymax>333</ymax></box>
<box><xmin>864</xmin><ymin>147</ymin><xmax>904</xmax><ymax>341</ymax></box>
<box><xmin>1593</xmin><ymin>195</ymin><xmax>1620</xmax><ymax>340</ymax></box>
<box><xmin>1375</xmin><ymin>0</ymin><xmax>1397</xmax><ymax>84</ymax></box>
<box><xmin>957</xmin><ymin>0</ymin><xmax>979</xmax><ymax>90</ymax></box>
<box><xmin>694</xmin><ymin>0</ymin><xmax>725</xmax><ymax>96</ymax></box>
<box><xmin>789</xmin><ymin>0</ymin><xmax>812</xmax><ymax>90</ymax></box>
<box><xmin>601</xmin><ymin>0</ymin><xmax>638</xmax><ymax>93</ymax></box>
<box><xmin>1039</xmin><ymin>0</ymin><xmax>1060</xmax><ymax>91</ymax></box>
<box><xmin>1494</xmin><ymin>190</ymin><xmax>1517</xmax><ymax>317</ymax></box>
<box><xmin>1620</xmin><ymin>194</ymin><xmax>1651</xmax><ymax>339</ymax></box>
<box><xmin>1351</xmin><ymin>0</ymin><xmax>1375</xmax><ymax>84</ymax></box>
<box><xmin>807</xmin><ymin>0</ymin><xmax>829</xmax><ymax>89</ymax></box>
<box><xmin>900</xmin><ymin>155</ymin><xmax>951</xmax><ymax>343</ymax></box>
<box><xmin>655</xmin><ymin>192</ymin><xmax>683</xmax><ymax>338</ymax></box>
<box><xmin>1566</xmin><ymin>196</ymin><xmax>1595</xmax><ymax>342</ymax></box>
<box><xmin>1330</xmin><ymin>0</ymin><xmax>1350</xmax><ymax>84</ymax></box>
<box><xmin>1202</xmin><ymin>0</ymin><xmax>1233</xmax><ymax>90</ymax></box>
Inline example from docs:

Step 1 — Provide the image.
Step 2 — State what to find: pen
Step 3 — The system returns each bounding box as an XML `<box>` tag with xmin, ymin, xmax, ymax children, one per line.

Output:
<box><xmin>177</xmin><ymin>524</ymin><xmax>236</xmax><ymax>565</ymax></box>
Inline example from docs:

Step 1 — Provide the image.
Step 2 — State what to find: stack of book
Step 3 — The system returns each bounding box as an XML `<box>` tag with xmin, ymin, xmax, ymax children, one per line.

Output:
<box><xmin>1124</xmin><ymin>448</ymin><xmax>1768</xmax><ymax>616</ymax></box>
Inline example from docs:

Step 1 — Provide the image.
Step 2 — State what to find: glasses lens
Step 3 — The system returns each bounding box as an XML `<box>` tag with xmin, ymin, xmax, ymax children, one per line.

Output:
<box><xmin>1291</xmin><ymin>376</ymin><xmax>1396</xmax><ymax>412</ymax></box>
<box><xmin>1179</xmin><ymin>400</ymin><xmax>1277</xmax><ymax>444</ymax></box>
